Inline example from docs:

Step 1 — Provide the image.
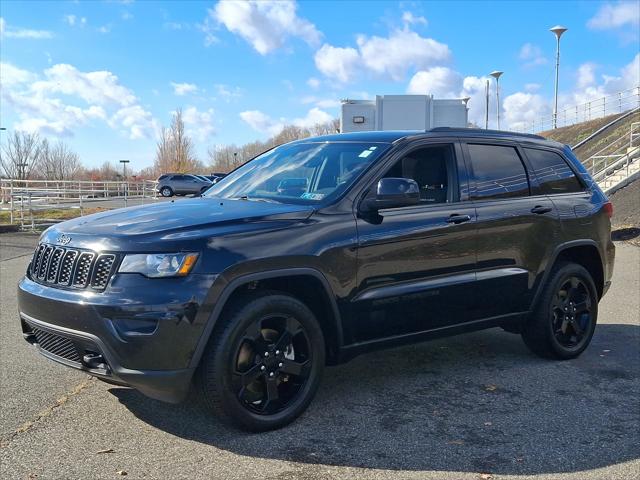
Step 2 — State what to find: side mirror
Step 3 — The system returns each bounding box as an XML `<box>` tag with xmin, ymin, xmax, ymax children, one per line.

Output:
<box><xmin>361</xmin><ymin>177</ymin><xmax>420</xmax><ymax>212</ymax></box>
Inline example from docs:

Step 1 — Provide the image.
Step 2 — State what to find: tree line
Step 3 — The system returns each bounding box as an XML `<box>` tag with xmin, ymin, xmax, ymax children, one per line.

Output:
<box><xmin>1</xmin><ymin>108</ymin><xmax>340</xmax><ymax>181</ymax></box>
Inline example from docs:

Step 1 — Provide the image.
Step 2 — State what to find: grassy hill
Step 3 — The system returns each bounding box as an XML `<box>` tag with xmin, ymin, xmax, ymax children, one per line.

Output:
<box><xmin>538</xmin><ymin>109</ymin><xmax>639</xmax><ymax>162</ymax></box>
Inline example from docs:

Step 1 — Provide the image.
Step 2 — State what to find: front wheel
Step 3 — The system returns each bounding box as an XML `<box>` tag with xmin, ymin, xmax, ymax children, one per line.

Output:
<box><xmin>160</xmin><ymin>186</ymin><xmax>173</xmax><ymax>197</ymax></box>
<box><xmin>198</xmin><ymin>292</ymin><xmax>325</xmax><ymax>431</ymax></box>
<box><xmin>522</xmin><ymin>262</ymin><xmax>598</xmax><ymax>360</ymax></box>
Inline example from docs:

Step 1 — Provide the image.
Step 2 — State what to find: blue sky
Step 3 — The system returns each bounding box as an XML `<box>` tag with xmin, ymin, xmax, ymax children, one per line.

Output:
<box><xmin>1</xmin><ymin>0</ymin><xmax>639</xmax><ymax>170</ymax></box>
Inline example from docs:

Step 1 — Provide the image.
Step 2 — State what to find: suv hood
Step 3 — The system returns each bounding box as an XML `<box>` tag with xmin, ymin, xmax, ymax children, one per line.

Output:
<box><xmin>43</xmin><ymin>197</ymin><xmax>314</xmax><ymax>240</ymax></box>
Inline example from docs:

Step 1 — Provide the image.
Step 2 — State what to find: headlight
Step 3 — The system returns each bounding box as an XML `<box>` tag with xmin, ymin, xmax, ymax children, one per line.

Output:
<box><xmin>118</xmin><ymin>253</ymin><xmax>199</xmax><ymax>278</ymax></box>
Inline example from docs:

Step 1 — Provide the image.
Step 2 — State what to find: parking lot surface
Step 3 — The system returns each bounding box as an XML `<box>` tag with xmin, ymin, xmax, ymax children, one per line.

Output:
<box><xmin>1</xmin><ymin>233</ymin><xmax>638</xmax><ymax>480</ymax></box>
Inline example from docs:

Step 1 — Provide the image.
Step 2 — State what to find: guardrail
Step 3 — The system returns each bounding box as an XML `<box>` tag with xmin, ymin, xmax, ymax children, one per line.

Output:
<box><xmin>511</xmin><ymin>86</ymin><xmax>640</xmax><ymax>133</ymax></box>
<box><xmin>0</xmin><ymin>179</ymin><xmax>158</xmax><ymax>230</ymax></box>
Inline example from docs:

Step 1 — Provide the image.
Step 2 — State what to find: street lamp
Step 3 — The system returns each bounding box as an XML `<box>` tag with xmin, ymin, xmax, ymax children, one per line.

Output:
<box><xmin>550</xmin><ymin>25</ymin><xmax>568</xmax><ymax>129</ymax></box>
<box><xmin>119</xmin><ymin>159</ymin><xmax>130</xmax><ymax>180</ymax></box>
<box><xmin>489</xmin><ymin>71</ymin><xmax>503</xmax><ymax>129</ymax></box>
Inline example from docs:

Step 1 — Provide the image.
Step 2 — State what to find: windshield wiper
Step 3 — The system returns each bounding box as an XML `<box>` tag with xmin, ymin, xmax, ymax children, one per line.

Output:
<box><xmin>233</xmin><ymin>195</ymin><xmax>279</xmax><ymax>203</ymax></box>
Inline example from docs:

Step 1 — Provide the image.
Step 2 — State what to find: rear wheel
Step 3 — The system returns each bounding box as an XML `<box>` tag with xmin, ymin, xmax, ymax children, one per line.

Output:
<box><xmin>160</xmin><ymin>186</ymin><xmax>173</xmax><ymax>197</ymax></box>
<box><xmin>522</xmin><ymin>262</ymin><xmax>598</xmax><ymax>359</ymax></box>
<box><xmin>198</xmin><ymin>292</ymin><xmax>325</xmax><ymax>431</ymax></box>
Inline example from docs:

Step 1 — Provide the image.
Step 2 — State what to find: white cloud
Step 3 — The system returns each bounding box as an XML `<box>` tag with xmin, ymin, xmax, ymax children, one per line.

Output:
<box><xmin>588</xmin><ymin>1</ymin><xmax>640</xmax><ymax>29</ymax></box>
<box><xmin>402</xmin><ymin>11</ymin><xmax>427</xmax><ymax>26</ymax></box>
<box><xmin>576</xmin><ymin>63</ymin><xmax>597</xmax><ymax>89</ymax></box>
<box><xmin>519</xmin><ymin>43</ymin><xmax>548</xmax><ymax>68</ymax></box>
<box><xmin>209</xmin><ymin>0</ymin><xmax>322</xmax><ymax>54</ymax></box>
<box><xmin>240</xmin><ymin>110</ymin><xmax>285</xmax><ymax>136</ymax></box>
<box><xmin>214</xmin><ymin>83</ymin><xmax>242</xmax><ymax>101</ymax></box>
<box><xmin>64</xmin><ymin>15</ymin><xmax>77</xmax><ymax>26</ymax></box>
<box><xmin>503</xmin><ymin>92</ymin><xmax>551</xmax><ymax>131</ymax></box>
<box><xmin>407</xmin><ymin>67</ymin><xmax>462</xmax><ymax>96</ymax></box>
<box><xmin>97</xmin><ymin>25</ymin><xmax>111</xmax><ymax>34</ymax></box>
<box><xmin>293</xmin><ymin>107</ymin><xmax>333</xmax><ymax>128</ymax></box>
<box><xmin>314</xmin><ymin>44</ymin><xmax>360</xmax><ymax>83</ymax></box>
<box><xmin>170</xmin><ymin>82</ymin><xmax>199</xmax><ymax>96</ymax></box>
<box><xmin>1</xmin><ymin>62</ymin><xmax>157</xmax><ymax>139</ymax></box>
<box><xmin>63</xmin><ymin>15</ymin><xmax>87</xmax><ymax>28</ymax></box>
<box><xmin>182</xmin><ymin>106</ymin><xmax>216</xmax><ymax>141</ymax></box>
<box><xmin>0</xmin><ymin>17</ymin><xmax>53</xmax><ymax>39</ymax></box>
<box><xmin>315</xmin><ymin>26</ymin><xmax>450</xmax><ymax>83</ymax></box>
<box><xmin>301</xmin><ymin>95</ymin><xmax>340</xmax><ymax>109</ymax></box>
<box><xmin>122</xmin><ymin>12</ymin><xmax>133</xmax><ymax>21</ymax></box>
<box><xmin>240</xmin><ymin>107</ymin><xmax>333</xmax><ymax>136</ymax></box>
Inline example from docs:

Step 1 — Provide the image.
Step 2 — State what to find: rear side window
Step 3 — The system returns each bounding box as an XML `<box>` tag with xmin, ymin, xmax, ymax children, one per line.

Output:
<box><xmin>171</xmin><ymin>175</ymin><xmax>185</xmax><ymax>180</ymax></box>
<box><xmin>467</xmin><ymin>144</ymin><xmax>529</xmax><ymax>200</ymax></box>
<box><xmin>524</xmin><ymin>148</ymin><xmax>583</xmax><ymax>194</ymax></box>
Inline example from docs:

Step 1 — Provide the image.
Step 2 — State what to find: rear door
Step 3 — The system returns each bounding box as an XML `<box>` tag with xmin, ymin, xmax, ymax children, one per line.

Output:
<box><xmin>352</xmin><ymin>140</ymin><xmax>478</xmax><ymax>342</ymax></box>
<box><xmin>462</xmin><ymin>140</ymin><xmax>559</xmax><ymax>319</ymax></box>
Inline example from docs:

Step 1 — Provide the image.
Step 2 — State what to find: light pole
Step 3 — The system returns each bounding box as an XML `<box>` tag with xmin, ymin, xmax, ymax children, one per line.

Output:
<box><xmin>550</xmin><ymin>25</ymin><xmax>568</xmax><ymax>129</ymax></box>
<box><xmin>119</xmin><ymin>159</ymin><xmax>130</xmax><ymax>180</ymax></box>
<box><xmin>485</xmin><ymin>80</ymin><xmax>490</xmax><ymax>129</ymax></box>
<box><xmin>489</xmin><ymin>71</ymin><xmax>503</xmax><ymax>129</ymax></box>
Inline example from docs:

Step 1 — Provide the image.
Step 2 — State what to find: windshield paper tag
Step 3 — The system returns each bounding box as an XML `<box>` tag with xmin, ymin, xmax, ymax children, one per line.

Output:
<box><xmin>301</xmin><ymin>192</ymin><xmax>325</xmax><ymax>200</ymax></box>
<box><xmin>358</xmin><ymin>150</ymin><xmax>373</xmax><ymax>158</ymax></box>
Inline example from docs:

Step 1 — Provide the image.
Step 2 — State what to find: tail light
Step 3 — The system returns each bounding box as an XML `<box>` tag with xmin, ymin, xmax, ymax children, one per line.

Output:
<box><xmin>603</xmin><ymin>201</ymin><xmax>613</xmax><ymax>218</ymax></box>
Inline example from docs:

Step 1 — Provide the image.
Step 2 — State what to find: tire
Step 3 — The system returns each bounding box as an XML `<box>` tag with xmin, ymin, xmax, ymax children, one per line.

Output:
<box><xmin>522</xmin><ymin>262</ymin><xmax>598</xmax><ymax>360</ymax></box>
<box><xmin>197</xmin><ymin>291</ymin><xmax>325</xmax><ymax>431</ymax></box>
<box><xmin>160</xmin><ymin>186</ymin><xmax>173</xmax><ymax>197</ymax></box>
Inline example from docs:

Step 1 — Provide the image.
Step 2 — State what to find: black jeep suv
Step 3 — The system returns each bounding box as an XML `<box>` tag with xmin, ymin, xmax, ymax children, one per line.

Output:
<box><xmin>18</xmin><ymin>129</ymin><xmax>615</xmax><ymax>431</ymax></box>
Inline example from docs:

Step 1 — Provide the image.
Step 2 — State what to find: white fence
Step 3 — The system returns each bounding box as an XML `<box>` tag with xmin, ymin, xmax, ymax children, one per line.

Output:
<box><xmin>511</xmin><ymin>86</ymin><xmax>640</xmax><ymax>133</ymax></box>
<box><xmin>0</xmin><ymin>179</ymin><xmax>158</xmax><ymax>229</ymax></box>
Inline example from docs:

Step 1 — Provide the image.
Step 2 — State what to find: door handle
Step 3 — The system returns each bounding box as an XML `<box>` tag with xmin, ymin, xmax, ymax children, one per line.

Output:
<box><xmin>446</xmin><ymin>214</ymin><xmax>472</xmax><ymax>224</ymax></box>
<box><xmin>531</xmin><ymin>205</ymin><xmax>553</xmax><ymax>214</ymax></box>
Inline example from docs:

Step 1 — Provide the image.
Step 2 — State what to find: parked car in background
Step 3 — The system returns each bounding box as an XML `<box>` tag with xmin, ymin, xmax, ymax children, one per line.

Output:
<box><xmin>156</xmin><ymin>173</ymin><xmax>212</xmax><ymax>197</ymax></box>
<box><xmin>204</xmin><ymin>173</ymin><xmax>228</xmax><ymax>184</ymax></box>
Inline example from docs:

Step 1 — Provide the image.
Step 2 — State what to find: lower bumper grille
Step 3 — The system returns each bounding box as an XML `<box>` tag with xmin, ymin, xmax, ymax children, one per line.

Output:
<box><xmin>30</xmin><ymin>326</ymin><xmax>82</xmax><ymax>363</ymax></box>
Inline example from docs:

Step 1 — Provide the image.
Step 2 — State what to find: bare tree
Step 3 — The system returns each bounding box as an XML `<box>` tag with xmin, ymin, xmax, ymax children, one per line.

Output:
<box><xmin>0</xmin><ymin>131</ymin><xmax>44</xmax><ymax>179</ymax></box>
<box><xmin>153</xmin><ymin>108</ymin><xmax>199</xmax><ymax>174</ymax></box>
<box><xmin>39</xmin><ymin>139</ymin><xmax>82</xmax><ymax>180</ymax></box>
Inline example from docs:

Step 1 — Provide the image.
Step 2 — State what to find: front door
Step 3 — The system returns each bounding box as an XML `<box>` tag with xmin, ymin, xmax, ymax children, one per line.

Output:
<box><xmin>352</xmin><ymin>141</ymin><xmax>478</xmax><ymax>343</ymax></box>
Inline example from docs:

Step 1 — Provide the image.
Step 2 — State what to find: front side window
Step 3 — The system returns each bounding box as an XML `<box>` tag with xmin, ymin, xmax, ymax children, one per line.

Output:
<box><xmin>467</xmin><ymin>144</ymin><xmax>529</xmax><ymax>200</ymax></box>
<box><xmin>205</xmin><ymin>142</ymin><xmax>390</xmax><ymax>204</ymax></box>
<box><xmin>524</xmin><ymin>148</ymin><xmax>583</xmax><ymax>194</ymax></box>
<box><xmin>382</xmin><ymin>144</ymin><xmax>456</xmax><ymax>204</ymax></box>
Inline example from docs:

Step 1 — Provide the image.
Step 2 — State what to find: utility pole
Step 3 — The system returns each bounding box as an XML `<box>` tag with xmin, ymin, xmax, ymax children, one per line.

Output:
<box><xmin>485</xmin><ymin>80</ymin><xmax>490</xmax><ymax>129</ymax></box>
<box><xmin>119</xmin><ymin>159</ymin><xmax>130</xmax><ymax>180</ymax></box>
<box><xmin>550</xmin><ymin>25</ymin><xmax>568</xmax><ymax>129</ymax></box>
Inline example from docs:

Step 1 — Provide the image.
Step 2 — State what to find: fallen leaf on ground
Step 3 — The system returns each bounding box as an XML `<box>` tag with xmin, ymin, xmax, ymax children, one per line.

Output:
<box><xmin>484</xmin><ymin>422</ymin><xmax>492</xmax><ymax>426</ymax></box>
<box><xmin>484</xmin><ymin>384</ymin><xmax>497</xmax><ymax>392</ymax></box>
<box><xmin>116</xmin><ymin>471</ymin><xmax>127</xmax><ymax>476</ymax></box>
<box><xmin>96</xmin><ymin>448</ymin><xmax>114</xmax><ymax>454</ymax></box>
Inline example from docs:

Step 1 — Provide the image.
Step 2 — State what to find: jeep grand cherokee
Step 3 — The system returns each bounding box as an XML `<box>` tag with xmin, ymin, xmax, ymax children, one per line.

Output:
<box><xmin>18</xmin><ymin>128</ymin><xmax>615</xmax><ymax>431</ymax></box>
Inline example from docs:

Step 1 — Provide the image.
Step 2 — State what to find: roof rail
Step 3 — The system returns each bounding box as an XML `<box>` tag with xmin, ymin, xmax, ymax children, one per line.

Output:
<box><xmin>428</xmin><ymin>127</ymin><xmax>546</xmax><ymax>141</ymax></box>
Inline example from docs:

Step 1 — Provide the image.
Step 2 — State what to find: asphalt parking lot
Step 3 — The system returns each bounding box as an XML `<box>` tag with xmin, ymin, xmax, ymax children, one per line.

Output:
<box><xmin>0</xmin><ymin>232</ymin><xmax>638</xmax><ymax>480</ymax></box>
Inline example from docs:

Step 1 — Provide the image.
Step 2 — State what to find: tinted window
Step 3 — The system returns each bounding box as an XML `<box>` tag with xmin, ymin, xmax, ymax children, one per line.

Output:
<box><xmin>525</xmin><ymin>148</ymin><xmax>583</xmax><ymax>194</ymax></box>
<box><xmin>467</xmin><ymin>144</ymin><xmax>529</xmax><ymax>199</ymax></box>
<box><xmin>171</xmin><ymin>175</ymin><xmax>185</xmax><ymax>181</ymax></box>
<box><xmin>383</xmin><ymin>144</ymin><xmax>456</xmax><ymax>204</ymax></box>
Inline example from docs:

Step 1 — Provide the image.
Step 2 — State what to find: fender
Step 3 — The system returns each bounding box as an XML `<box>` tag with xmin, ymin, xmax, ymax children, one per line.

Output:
<box><xmin>189</xmin><ymin>267</ymin><xmax>344</xmax><ymax>369</ymax></box>
<box><xmin>529</xmin><ymin>238</ymin><xmax>603</xmax><ymax>312</ymax></box>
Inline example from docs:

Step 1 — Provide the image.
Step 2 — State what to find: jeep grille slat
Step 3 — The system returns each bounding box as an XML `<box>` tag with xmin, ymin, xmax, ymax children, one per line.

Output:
<box><xmin>29</xmin><ymin>243</ymin><xmax>116</xmax><ymax>292</ymax></box>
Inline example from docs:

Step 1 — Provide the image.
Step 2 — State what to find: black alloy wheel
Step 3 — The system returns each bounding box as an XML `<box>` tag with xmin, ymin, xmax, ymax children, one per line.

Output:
<box><xmin>232</xmin><ymin>314</ymin><xmax>312</xmax><ymax>415</ymax></box>
<box><xmin>550</xmin><ymin>276</ymin><xmax>593</xmax><ymax>350</ymax></box>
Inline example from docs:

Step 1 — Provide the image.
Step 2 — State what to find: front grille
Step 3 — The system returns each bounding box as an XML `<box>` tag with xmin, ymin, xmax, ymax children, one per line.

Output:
<box><xmin>30</xmin><ymin>243</ymin><xmax>117</xmax><ymax>291</ymax></box>
<box><xmin>30</xmin><ymin>326</ymin><xmax>82</xmax><ymax>363</ymax></box>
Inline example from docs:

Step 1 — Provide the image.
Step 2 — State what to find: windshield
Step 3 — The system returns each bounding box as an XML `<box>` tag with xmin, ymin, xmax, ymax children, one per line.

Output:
<box><xmin>205</xmin><ymin>142</ymin><xmax>390</xmax><ymax>204</ymax></box>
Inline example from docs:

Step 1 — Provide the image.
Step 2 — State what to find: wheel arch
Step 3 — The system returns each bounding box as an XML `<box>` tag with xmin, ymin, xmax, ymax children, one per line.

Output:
<box><xmin>190</xmin><ymin>268</ymin><xmax>344</xmax><ymax>369</ymax></box>
<box><xmin>533</xmin><ymin>240</ymin><xmax>605</xmax><ymax>309</ymax></box>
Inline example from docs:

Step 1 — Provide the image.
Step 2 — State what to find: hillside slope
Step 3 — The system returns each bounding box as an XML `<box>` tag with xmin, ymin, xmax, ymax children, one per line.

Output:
<box><xmin>539</xmin><ymin>110</ymin><xmax>639</xmax><ymax>162</ymax></box>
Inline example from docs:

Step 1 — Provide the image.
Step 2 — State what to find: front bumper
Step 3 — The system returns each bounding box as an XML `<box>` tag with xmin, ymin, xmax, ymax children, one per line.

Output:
<box><xmin>18</xmin><ymin>272</ymin><xmax>217</xmax><ymax>403</ymax></box>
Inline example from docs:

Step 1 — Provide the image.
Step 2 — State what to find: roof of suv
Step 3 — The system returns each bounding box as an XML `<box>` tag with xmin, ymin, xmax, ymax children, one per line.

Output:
<box><xmin>294</xmin><ymin>128</ymin><xmax>564</xmax><ymax>149</ymax></box>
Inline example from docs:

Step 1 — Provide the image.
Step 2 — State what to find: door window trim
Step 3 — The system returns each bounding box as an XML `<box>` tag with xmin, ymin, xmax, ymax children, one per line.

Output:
<box><xmin>356</xmin><ymin>139</ymin><xmax>466</xmax><ymax>213</ymax></box>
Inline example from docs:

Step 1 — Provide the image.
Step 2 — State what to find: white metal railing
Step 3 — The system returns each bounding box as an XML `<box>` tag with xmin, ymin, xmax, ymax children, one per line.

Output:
<box><xmin>587</xmin><ymin>122</ymin><xmax>640</xmax><ymax>190</ymax></box>
<box><xmin>0</xmin><ymin>179</ymin><xmax>158</xmax><ymax>229</ymax></box>
<box><xmin>510</xmin><ymin>86</ymin><xmax>640</xmax><ymax>133</ymax></box>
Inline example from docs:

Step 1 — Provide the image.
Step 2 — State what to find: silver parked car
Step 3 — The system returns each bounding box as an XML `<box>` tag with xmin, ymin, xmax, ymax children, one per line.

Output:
<box><xmin>156</xmin><ymin>174</ymin><xmax>212</xmax><ymax>197</ymax></box>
